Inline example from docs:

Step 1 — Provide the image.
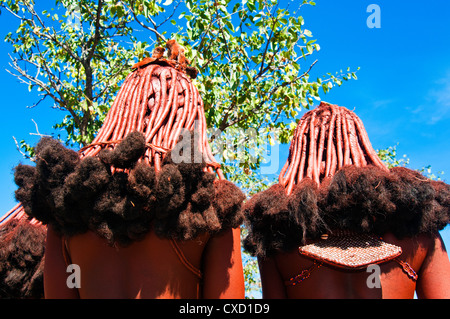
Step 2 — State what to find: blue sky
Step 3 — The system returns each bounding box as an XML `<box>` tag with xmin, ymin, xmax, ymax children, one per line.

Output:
<box><xmin>0</xmin><ymin>1</ymin><xmax>449</xmax><ymax>246</ymax></box>
<box><xmin>286</xmin><ymin>0</ymin><xmax>450</xmax><ymax>245</ymax></box>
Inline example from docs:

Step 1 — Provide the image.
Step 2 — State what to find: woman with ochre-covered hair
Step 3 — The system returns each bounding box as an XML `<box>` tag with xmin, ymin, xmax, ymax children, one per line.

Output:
<box><xmin>243</xmin><ymin>102</ymin><xmax>450</xmax><ymax>299</ymax></box>
<box><xmin>7</xmin><ymin>41</ymin><xmax>245</xmax><ymax>299</ymax></box>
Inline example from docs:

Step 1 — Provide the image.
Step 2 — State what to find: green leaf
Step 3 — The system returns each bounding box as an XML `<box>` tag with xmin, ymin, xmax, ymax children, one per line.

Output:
<box><xmin>303</xmin><ymin>29</ymin><xmax>312</xmax><ymax>37</ymax></box>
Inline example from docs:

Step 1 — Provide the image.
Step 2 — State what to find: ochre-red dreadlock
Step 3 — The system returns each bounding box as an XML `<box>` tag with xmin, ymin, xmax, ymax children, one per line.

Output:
<box><xmin>80</xmin><ymin>41</ymin><xmax>223</xmax><ymax>179</ymax></box>
<box><xmin>243</xmin><ymin>102</ymin><xmax>450</xmax><ymax>258</ymax></box>
<box><xmin>279</xmin><ymin>101</ymin><xmax>387</xmax><ymax>195</ymax></box>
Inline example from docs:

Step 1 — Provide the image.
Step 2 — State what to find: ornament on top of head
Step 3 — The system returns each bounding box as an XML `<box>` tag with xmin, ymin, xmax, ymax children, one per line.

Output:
<box><xmin>132</xmin><ymin>39</ymin><xmax>199</xmax><ymax>79</ymax></box>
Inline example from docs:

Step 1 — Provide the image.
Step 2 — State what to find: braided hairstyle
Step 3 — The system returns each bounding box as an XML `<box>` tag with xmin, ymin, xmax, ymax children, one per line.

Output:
<box><xmin>244</xmin><ymin>102</ymin><xmax>450</xmax><ymax>258</ymax></box>
<box><xmin>13</xmin><ymin>40</ymin><xmax>245</xmax><ymax>247</ymax></box>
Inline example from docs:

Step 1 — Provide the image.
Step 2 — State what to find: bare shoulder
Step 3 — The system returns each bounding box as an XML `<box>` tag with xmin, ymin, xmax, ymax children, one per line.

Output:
<box><xmin>382</xmin><ymin>232</ymin><xmax>437</xmax><ymax>262</ymax></box>
<box><xmin>383</xmin><ymin>232</ymin><xmax>450</xmax><ymax>299</ymax></box>
<box><xmin>415</xmin><ymin>232</ymin><xmax>450</xmax><ymax>299</ymax></box>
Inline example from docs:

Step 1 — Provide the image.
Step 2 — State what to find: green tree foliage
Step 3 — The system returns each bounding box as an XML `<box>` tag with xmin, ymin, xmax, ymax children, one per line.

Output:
<box><xmin>377</xmin><ymin>144</ymin><xmax>444</xmax><ymax>180</ymax></box>
<box><xmin>2</xmin><ymin>0</ymin><xmax>153</xmax><ymax>148</ymax></box>
<box><xmin>167</xmin><ymin>0</ymin><xmax>358</xmax><ymax>192</ymax></box>
<box><xmin>377</xmin><ymin>144</ymin><xmax>410</xmax><ymax>169</ymax></box>
<box><xmin>2</xmin><ymin>0</ymin><xmax>359</xmax><ymax>298</ymax></box>
<box><xmin>2</xmin><ymin>0</ymin><xmax>357</xmax><ymax>182</ymax></box>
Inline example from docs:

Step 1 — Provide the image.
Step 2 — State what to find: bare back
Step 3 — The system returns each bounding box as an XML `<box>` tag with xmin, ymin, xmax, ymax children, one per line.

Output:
<box><xmin>44</xmin><ymin>226</ymin><xmax>245</xmax><ymax>299</ymax></box>
<box><xmin>259</xmin><ymin>233</ymin><xmax>450</xmax><ymax>299</ymax></box>
<box><xmin>66</xmin><ymin>231</ymin><xmax>206</xmax><ymax>298</ymax></box>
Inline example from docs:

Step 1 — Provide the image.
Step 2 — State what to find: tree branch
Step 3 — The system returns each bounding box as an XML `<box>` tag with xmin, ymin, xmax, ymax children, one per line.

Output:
<box><xmin>258</xmin><ymin>9</ymin><xmax>280</xmax><ymax>77</ymax></box>
<box><xmin>7</xmin><ymin>54</ymin><xmax>84</xmax><ymax>132</ymax></box>
<box><xmin>29</xmin><ymin>119</ymin><xmax>51</xmax><ymax>137</ymax></box>
<box><xmin>7</xmin><ymin>55</ymin><xmax>64</xmax><ymax>107</ymax></box>
<box><xmin>84</xmin><ymin>0</ymin><xmax>104</xmax><ymax>64</ymax></box>
<box><xmin>128</xmin><ymin>0</ymin><xmax>167</xmax><ymax>43</ymax></box>
<box><xmin>20</xmin><ymin>2</ymin><xmax>82</xmax><ymax>64</ymax></box>
<box><xmin>221</xmin><ymin>59</ymin><xmax>319</xmax><ymax>131</ymax></box>
<box><xmin>155</xmin><ymin>0</ymin><xmax>182</xmax><ymax>29</ymax></box>
<box><xmin>13</xmin><ymin>136</ymin><xmax>34</xmax><ymax>161</ymax></box>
